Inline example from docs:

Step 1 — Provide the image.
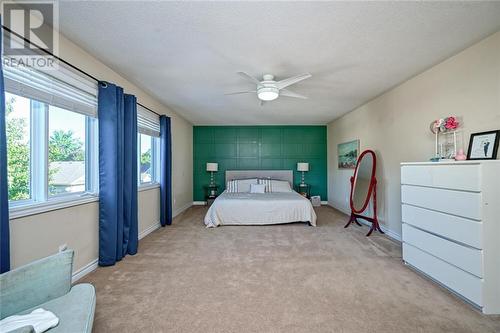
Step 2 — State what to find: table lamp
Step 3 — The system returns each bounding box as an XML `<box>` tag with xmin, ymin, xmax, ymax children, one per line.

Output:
<box><xmin>206</xmin><ymin>162</ymin><xmax>218</xmax><ymax>186</ymax></box>
<box><xmin>297</xmin><ymin>162</ymin><xmax>309</xmax><ymax>185</ymax></box>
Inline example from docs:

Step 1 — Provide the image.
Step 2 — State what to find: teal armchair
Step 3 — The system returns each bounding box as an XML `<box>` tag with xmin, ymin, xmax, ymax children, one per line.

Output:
<box><xmin>0</xmin><ymin>250</ymin><xmax>95</xmax><ymax>333</ymax></box>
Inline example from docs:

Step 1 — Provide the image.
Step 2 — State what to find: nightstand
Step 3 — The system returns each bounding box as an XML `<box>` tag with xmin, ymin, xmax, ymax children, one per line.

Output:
<box><xmin>204</xmin><ymin>184</ymin><xmax>219</xmax><ymax>206</ymax></box>
<box><xmin>296</xmin><ymin>183</ymin><xmax>311</xmax><ymax>198</ymax></box>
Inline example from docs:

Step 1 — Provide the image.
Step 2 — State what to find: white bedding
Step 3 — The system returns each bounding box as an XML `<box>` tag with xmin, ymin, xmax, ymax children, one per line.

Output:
<box><xmin>204</xmin><ymin>191</ymin><xmax>317</xmax><ymax>227</ymax></box>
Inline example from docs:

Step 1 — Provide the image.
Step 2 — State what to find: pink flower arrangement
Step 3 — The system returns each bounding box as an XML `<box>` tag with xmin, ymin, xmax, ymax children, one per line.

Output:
<box><xmin>430</xmin><ymin>116</ymin><xmax>460</xmax><ymax>134</ymax></box>
<box><xmin>444</xmin><ymin>116</ymin><xmax>459</xmax><ymax>130</ymax></box>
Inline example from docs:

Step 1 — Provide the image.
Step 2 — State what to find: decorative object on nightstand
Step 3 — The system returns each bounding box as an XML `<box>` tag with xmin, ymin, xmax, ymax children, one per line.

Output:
<box><xmin>296</xmin><ymin>183</ymin><xmax>310</xmax><ymax>198</ymax></box>
<box><xmin>206</xmin><ymin>162</ymin><xmax>218</xmax><ymax>186</ymax></box>
<box><xmin>204</xmin><ymin>184</ymin><xmax>219</xmax><ymax>206</ymax></box>
<box><xmin>297</xmin><ymin>162</ymin><xmax>309</xmax><ymax>185</ymax></box>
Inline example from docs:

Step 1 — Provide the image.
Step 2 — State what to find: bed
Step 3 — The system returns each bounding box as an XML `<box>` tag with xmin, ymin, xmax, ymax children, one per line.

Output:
<box><xmin>204</xmin><ymin>170</ymin><xmax>317</xmax><ymax>227</ymax></box>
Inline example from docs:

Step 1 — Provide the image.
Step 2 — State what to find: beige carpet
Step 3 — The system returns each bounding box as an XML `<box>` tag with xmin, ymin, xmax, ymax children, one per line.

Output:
<box><xmin>82</xmin><ymin>206</ymin><xmax>500</xmax><ymax>332</ymax></box>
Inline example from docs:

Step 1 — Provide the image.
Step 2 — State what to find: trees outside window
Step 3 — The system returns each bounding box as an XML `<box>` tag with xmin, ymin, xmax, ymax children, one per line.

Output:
<box><xmin>5</xmin><ymin>93</ymin><xmax>30</xmax><ymax>201</ymax></box>
<box><xmin>5</xmin><ymin>92</ymin><xmax>95</xmax><ymax>205</ymax></box>
<box><xmin>139</xmin><ymin>133</ymin><xmax>152</xmax><ymax>183</ymax></box>
<box><xmin>138</xmin><ymin>133</ymin><xmax>159</xmax><ymax>185</ymax></box>
<box><xmin>48</xmin><ymin>106</ymin><xmax>86</xmax><ymax>195</ymax></box>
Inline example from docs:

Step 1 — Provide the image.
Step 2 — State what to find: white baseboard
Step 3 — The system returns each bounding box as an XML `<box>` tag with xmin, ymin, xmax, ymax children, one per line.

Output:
<box><xmin>173</xmin><ymin>201</ymin><xmax>193</xmax><ymax>217</ymax></box>
<box><xmin>355</xmin><ymin>218</ymin><xmax>402</xmax><ymax>242</ymax></box>
<box><xmin>72</xmin><ymin>222</ymin><xmax>160</xmax><ymax>282</ymax></box>
<box><xmin>72</xmin><ymin>203</ymin><xmax>195</xmax><ymax>283</ymax></box>
<box><xmin>139</xmin><ymin>221</ymin><xmax>161</xmax><ymax>240</ymax></box>
<box><xmin>72</xmin><ymin>259</ymin><xmax>98</xmax><ymax>283</ymax></box>
<box><xmin>328</xmin><ymin>201</ymin><xmax>351</xmax><ymax>215</ymax></box>
<box><xmin>326</xmin><ymin>201</ymin><xmax>401</xmax><ymax>242</ymax></box>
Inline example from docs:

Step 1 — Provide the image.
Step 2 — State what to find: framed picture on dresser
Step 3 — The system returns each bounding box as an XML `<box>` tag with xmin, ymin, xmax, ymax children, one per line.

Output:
<box><xmin>467</xmin><ymin>130</ymin><xmax>499</xmax><ymax>160</ymax></box>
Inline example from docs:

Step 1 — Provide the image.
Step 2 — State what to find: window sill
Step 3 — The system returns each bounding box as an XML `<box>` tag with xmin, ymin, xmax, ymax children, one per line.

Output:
<box><xmin>9</xmin><ymin>184</ymin><xmax>160</xmax><ymax>219</ymax></box>
<box><xmin>138</xmin><ymin>183</ymin><xmax>160</xmax><ymax>192</ymax></box>
<box><xmin>9</xmin><ymin>194</ymin><xmax>99</xmax><ymax>220</ymax></box>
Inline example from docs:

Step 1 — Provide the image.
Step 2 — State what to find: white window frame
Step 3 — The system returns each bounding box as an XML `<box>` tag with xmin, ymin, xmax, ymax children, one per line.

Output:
<box><xmin>138</xmin><ymin>133</ymin><xmax>160</xmax><ymax>190</ymax></box>
<box><xmin>7</xmin><ymin>93</ymin><xmax>99</xmax><ymax>219</ymax></box>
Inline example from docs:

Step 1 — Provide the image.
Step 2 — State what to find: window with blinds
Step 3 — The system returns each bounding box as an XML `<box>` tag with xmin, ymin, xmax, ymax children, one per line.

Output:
<box><xmin>137</xmin><ymin>106</ymin><xmax>160</xmax><ymax>186</ymax></box>
<box><xmin>137</xmin><ymin>105</ymin><xmax>160</xmax><ymax>137</ymax></box>
<box><xmin>3</xmin><ymin>63</ymin><xmax>98</xmax><ymax>118</ymax></box>
<box><xmin>4</xmin><ymin>62</ymin><xmax>99</xmax><ymax>214</ymax></box>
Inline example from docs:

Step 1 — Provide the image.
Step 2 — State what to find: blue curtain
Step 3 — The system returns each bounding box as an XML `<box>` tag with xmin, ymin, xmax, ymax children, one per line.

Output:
<box><xmin>0</xmin><ymin>26</ymin><xmax>11</xmax><ymax>273</ymax></box>
<box><xmin>98</xmin><ymin>82</ymin><xmax>138</xmax><ymax>266</ymax></box>
<box><xmin>160</xmin><ymin>116</ymin><xmax>172</xmax><ymax>226</ymax></box>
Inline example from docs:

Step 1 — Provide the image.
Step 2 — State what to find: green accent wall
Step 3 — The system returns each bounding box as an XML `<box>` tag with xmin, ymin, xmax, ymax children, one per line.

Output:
<box><xmin>193</xmin><ymin>126</ymin><xmax>327</xmax><ymax>201</ymax></box>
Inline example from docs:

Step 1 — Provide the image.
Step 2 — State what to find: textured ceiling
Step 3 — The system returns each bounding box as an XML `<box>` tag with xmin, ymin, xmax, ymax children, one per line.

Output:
<box><xmin>59</xmin><ymin>1</ymin><xmax>500</xmax><ymax>125</ymax></box>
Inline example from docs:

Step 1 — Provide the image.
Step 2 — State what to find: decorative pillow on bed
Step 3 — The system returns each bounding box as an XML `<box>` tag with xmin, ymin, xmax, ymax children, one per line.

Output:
<box><xmin>271</xmin><ymin>180</ymin><xmax>292</xmax><ymax>192</ymax></box>
<box><xmin>257</xmin><ymin>179</ymin><xmax>292</xmax><ymax>192</ymax></box>
<box><xmin>258</xmin><ymin>178</ymin><xmax>273</xmax><ymax>192</ymax></box>
<box><xmin>226</xmin><ymin>178</ymin><xmax>258</xmax><ymax>193</ymax></box>
<box><xmin>250</xmin><ymin>183</ymin><xmax>266</xmax><ymax>194</ymax></box>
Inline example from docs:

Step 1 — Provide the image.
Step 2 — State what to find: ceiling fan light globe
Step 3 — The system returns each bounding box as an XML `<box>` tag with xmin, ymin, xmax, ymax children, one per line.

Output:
<box><xmin>257</xmin><ymin>87</ymin><xmax>279</xmax><ymax>101</ymax></box>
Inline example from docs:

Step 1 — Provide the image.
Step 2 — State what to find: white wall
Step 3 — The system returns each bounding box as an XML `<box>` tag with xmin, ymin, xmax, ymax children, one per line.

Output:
<box><xmin>328</xmin><ymin>31</ymin><xmax>500</xmax><ymax>238</ymax></box>
<box><xmin>9</xmin><ymin>33</ymin><xmax>193</xmax><ymax>273</ymax></box>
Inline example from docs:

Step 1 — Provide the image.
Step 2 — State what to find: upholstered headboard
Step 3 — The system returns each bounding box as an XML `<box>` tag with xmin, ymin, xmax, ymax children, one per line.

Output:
<box><xmin>225</xmin><ymin>170</ymin><xmax>293</xmax><ymax>184</ymax></box>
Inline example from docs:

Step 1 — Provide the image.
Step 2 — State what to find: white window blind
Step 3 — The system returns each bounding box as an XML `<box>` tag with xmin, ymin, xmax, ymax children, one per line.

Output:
<box><xmin>137</xmin><ymin>105</ymin><xmax>160</xmax><ymax>137</ymax></box>
<box><xmin>3</xmin><ymin>63</ymin><xmax>98</xmax><ymax>118</ymax></box>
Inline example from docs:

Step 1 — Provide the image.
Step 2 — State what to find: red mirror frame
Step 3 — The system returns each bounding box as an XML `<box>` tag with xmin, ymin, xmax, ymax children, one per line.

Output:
<box><xmin>349</xmin><ymin>150</ymin><xmax>376</xmax><ymax>214</ymax></box>
<box><xmin>344</xmin><ymin>149</ymin><xmax>384</xmax><ymax>236</ymax></box>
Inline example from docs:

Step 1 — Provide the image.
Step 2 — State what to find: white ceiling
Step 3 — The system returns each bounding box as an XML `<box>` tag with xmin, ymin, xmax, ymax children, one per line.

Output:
<box><xmin>59</xmin><ymin>1</ymin><xmax>500</xmax><ymax>125</ymax></box>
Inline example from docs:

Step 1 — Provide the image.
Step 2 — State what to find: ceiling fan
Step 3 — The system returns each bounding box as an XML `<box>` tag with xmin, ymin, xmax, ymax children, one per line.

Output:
<box><xmin>226</xmin><ymin>72</ymin><xmax>312</xmax><ymax>105</ymax></box>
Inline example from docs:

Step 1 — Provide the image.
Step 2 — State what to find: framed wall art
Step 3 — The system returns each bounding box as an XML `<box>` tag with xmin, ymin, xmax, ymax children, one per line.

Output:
<box><xmin>467</xmin><ymin>130</ymin><xmax>499</xmax><ymax>160</ymax></box>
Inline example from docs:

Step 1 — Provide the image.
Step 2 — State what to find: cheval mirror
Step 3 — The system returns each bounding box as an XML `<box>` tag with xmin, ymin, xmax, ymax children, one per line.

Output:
<box><xmin>344</xmin><ymin>149</ymin><xmax>384</xmax><ymax>236</ymax></box>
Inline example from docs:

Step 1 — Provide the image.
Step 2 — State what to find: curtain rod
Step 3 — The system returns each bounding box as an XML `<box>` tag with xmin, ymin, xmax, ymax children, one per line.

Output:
<box><xmin>1</xmin><ymin>25</ymin><xmax>162</xmax><ymax>117</ymax></box>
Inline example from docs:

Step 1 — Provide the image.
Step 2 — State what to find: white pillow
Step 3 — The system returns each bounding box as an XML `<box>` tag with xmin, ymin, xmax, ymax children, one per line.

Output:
<box><xmin>250</xmin><ymin>183</ymin><xmax>266</xmax><ymax>194</ymax></box>
<box><xmin>258</xmin><ymin>178</ymin><xmax>273</xmax><ymax>192</ymax></box>
<box><xmin>271</xmin><ymin>180</ymin><xmax>292</xmax><ymax>192</ymax></box>
<box><xmin>226</xmin><ymin>178</ymin><xmax>258</xmax><ymax>193</ymax></box>
<box><xmin>257</xmin><ymin>179</ymin><xmax>293</xmax><ymax>192</ymax></box>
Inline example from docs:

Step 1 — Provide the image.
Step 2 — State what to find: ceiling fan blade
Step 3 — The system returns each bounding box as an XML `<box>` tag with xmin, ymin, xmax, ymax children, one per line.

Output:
<box><xmin>224</xmin><ymin>91</ymin><xmax>256</xmax><ymax>95</ymax></box>
<box><xmin>237</xmin><ymin>72</ymin><xmax>261</xmax><ymax>84</ymax></box>
<box><xmin>275</xmin><ymin>73</ymin><xmax>312</xmax><ymax>90</ymax></box>
<box><xmin>280</xmin><ymin>89</ymin><xmax>308</xmax><ymax>99</ymax></box>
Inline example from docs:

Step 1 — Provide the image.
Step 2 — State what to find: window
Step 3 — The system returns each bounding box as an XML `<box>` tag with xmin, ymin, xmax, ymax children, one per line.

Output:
<box><xmin>48</xmin><ymin>106</ymin><xmax>87</xmax><ymax>196</ymax></box>
<box><xmin>137</xmin><ymin>105</ymin><xmax>160</xmax><ymax>186</ymax></box>
<box><xmin>139</xmin><ymin>133</ymin><xmax>153</xmax><ymax>184</ymax></box>
<box><xmin>5</xmin><ymin>93</ymin><xmax>31</xmax><ymax>201</ymax></box>
<box><xmin>4</xmin><ymin>63</ymin><xmax>98</xmax><ymax>212</ymax></box>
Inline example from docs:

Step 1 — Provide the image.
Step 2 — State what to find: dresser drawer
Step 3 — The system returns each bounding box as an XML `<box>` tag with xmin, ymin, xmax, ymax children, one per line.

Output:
<box><xmin>401</xmin><ymin>164</ymin><xmax>481</xmax><ymax>192</ymax></box>
<box><xmin>402</xmin><ymin>204</ymin><xmax>482</xmax><ymax>249</ymax></box>
<box><xmin>403</xmin><ymin>243</ymin><xmax>483</xmax><ymax>306</ymax></box>
<box><xmin>402</xmin><ymin>224</ymin><xmax>483</xmax><ymax>277</ymax></box>
<box><xmin>401</xmin><ymin>185</ymin><xmax>482</xmax><ymax>220</ymax></box>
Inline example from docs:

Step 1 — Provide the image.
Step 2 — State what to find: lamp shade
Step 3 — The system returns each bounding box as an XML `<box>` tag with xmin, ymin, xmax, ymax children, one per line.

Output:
<box><xmin>206</xmin><ymin>162</ymin><xmax>218</xmax><ymax>172</ymax></box>
<box><xmin>297</xmin><ymin>162</ymin><xmax>309</xmax><ymax>172</ymax></box>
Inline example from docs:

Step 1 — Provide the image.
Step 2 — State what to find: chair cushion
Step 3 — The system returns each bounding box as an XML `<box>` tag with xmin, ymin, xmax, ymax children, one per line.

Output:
<box><xmin>0</xmin><ymin>251</ymin><xmax>74</xmax><ymax>319</ymax></box>
<box><xmin>19</xmin><ymin>284</ymin><xmax>95</xmax><ymax>333</ymax></box>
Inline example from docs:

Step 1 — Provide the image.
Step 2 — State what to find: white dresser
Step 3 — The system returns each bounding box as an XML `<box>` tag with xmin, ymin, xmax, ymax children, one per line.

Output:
<box><xmin>401</xmin><ymin>161</ymin><xmax>500</xmax><ymax>314</ymax></box>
